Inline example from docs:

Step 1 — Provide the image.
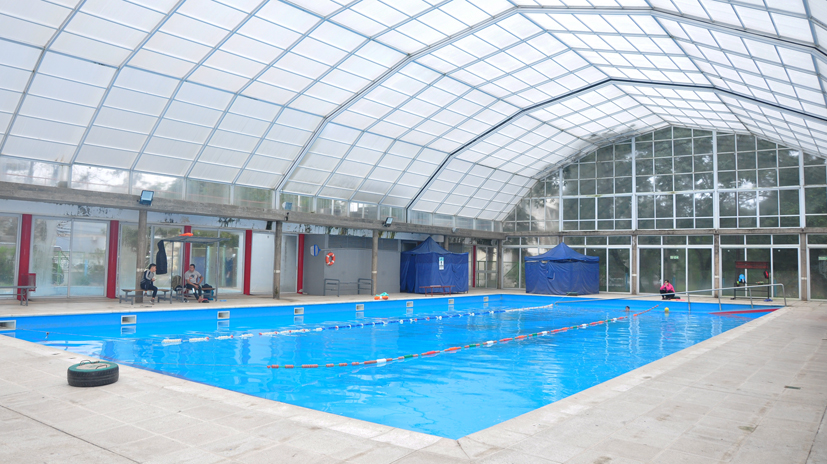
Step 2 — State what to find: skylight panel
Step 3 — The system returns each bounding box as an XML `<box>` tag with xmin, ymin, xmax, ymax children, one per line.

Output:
<box><xmin>441</xmin><ymin>0</ymin><xmax>488</xmax><ymax>27</ymax></box>
<box><xmin>487</xmin><ymin>52</ymin><xmax>524</xmax><ymax>73</ymax></box>
<box><xmin>378</xmin><ymin>30</ymin><xmax>425</xmax><ymax>54</ymax></box>
<box><xmin>733</xmin><ymin>5</ymin><xmax>776</xmax><ymax>36</ymax></box>
<box><xmin>419</xmin><ymin>8</ymin><xmax>466</xmax><ymax>36</ymax></box>
<box><xmin>311</xmin><ymin>21</ymin><xmax>365</xmax><ymax>53</ymax></box>
<box><xmin>238</xmin><ymin>17</ymin><xmax>301</xmax><ymax>49</ymax></box>
<box><xmin>777</xmin><ymin>47</ymin><xmax>815</xmax><ymax>72</ymax></box>
<box><xmin>674</xmin><ymin>0</ymin><xmax>709</xmax><ymax>19</ymax></box>
<box><xmin>332</xmin><ymin>9</ymin><xmax>387</xmax><ymax>36</ymax></box>
<box><xmin>555</xmin><ymin>33</ymin><xmax>589</xmax><ymax>49</ymax></box>
<box><xmin>396</xmin><ymin>20</ymin><xmax>446</xmax><ymax>46</ymax></box>
<box><xmin>430</xmin><ymin>45</ymin><xmax>476</xmax><ymax>68</ymax></box>
<box><xmin>161</xmin><ymin>14</ymin><xmax>227</xmax><ymax>46</ymax></box>
<box><xmin>465</xmin><ymin>61</ymin><xmax>506</xmax><ymax>81</ymax></box>
<box><xmin>178</xmin><ymin>0</ymin><xmax>246</xmax><ymax>30</ymax></box>
<box><xmin>352</xmin><ymin>0</ymin><xmax>408</xmax><ymax>26</ymax></box>
<box><xmin>276</xmin><ymin>53</ymin><xmax>330</xmax><ymax>80</ymax></box>
<box><xmin>257</xmin><ymin>1</ymin><xmax>318</xmax><ymax>34</ymax></box>
<box><xmin>577</xmin><ymin>34</ymin><xmax>612</xmax><ymax>51</ymax></box>
<box><xmin>475</xmin><ymin>24</ymin><xmax>519</xmax><ymax>49</ymax></box>
<box><xmin>455</xmin><ymin>35</ymin><xmax>498</xmax><ymax>58</ymax></box>
<box><xmin>604</xmin><ymin>15</ymin><xmax>643</xmax><ymax>34</ymax></box>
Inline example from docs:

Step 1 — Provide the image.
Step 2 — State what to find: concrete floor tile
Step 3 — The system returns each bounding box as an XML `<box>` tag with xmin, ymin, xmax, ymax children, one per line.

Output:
<box><xmin>421</xmin><ymin>438</ymin><xmax>469</xmax><ymax>460</ymax></box>
<box><xmin>285</xmin><ymin>428</ymin><xmax>376</xmax><ymax>460</ymax></box>
<box><xmin>371</xmin><ymin>428</ymin><xmax>442</xmax><ymax>450</ymax></box>
<box><xmin>237</xmin><ymin>443</ymin><xmax>335</xmax><ymax>464</ymax></box>
<box><xmin>649</xmin><ymin>449</ymin><xmax>722</xmax><ymax>464</ymax></box>
<box><xmin>110</xmin><ymin>435</ymin><xmax>191</xmax><ymax>462</ymax></box>
<box><xmin>85</xmin><ymin>424</ymin><xmax>156</xmax><ymax>447</ymax></box>
<box><xmin>391</xmin><ymin>450</ymin><xmax>470</xmax><ymax>464</ymax></box>
<box><xmin>456</xmin><ymin>436</ymin><xmax>501</xmax><ymax>460</ymax></box>
<box><xmin>166</xmin><ymin>422</ymin><xmax>242</xmax><ymax>446</ymax></box>
<box><xmin>329</xmin><ymin>418</ymin><xmax>396</xmax><ymax>439</ymax></box>
<box><xmin>343</xmin><ymin>443</ymin><xmax>414</xmax><ymax>464</ymax></box>
<box><xmin>465</xmin><ymin>427</ymin><xmax>529</xmax><ymax>448</ymax></box>
<box><xmin>201</xmin><ymin>433</ymin><xmax>277</xmax><ymax>459</ymax></box>
<box><xmin>181</xmin><ymin>403</ymin><xmax>240</xmax><ymax>421</ymax></box>
<box><xmin>57</xmin><ymin>413</ymin><xmax>127</xmax><ymax>435</ymax></box>
<box><xmin>591</xmin><ymin>437</ymin><xmax>662</xmax><ymax>462</ymax></box>
<box><xmin>134</xmin><ymin>412</ymin><xmax>206</xmax><ymax>434</ymax></box>
<box><xmin>250</xmin><ymin>418</ymin><xmax>316</xmax><ymax>443</ymax></box>
<box><xmin>563</xmin><ymin>448</ymin><xmax>646</xmax><ymax>464</ymax></box>
<box><xmin>475</xmin><ymin>448</ymin><xmax>559</xmax><ymax>463</ymax></box>
<box><xmin>214</xmin><ymin>411</ymin><xmax>281</xmax><ymax>432</ymax></box>
<box><xmin>508</xmin><ymin>437</ymin><xmax>585</xmax><ymax>463</ymax></box>
<box><xmin>669</xmin><ymin>434</ymin><xmax>739</xmax><ymax>461</ymax></box>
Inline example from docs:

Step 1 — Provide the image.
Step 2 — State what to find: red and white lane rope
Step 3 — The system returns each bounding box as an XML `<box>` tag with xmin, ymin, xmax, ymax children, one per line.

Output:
<box><xmin>265</xmin><ymin>304</ymin><xmax>660</xmax><ymax>369</ymax></box>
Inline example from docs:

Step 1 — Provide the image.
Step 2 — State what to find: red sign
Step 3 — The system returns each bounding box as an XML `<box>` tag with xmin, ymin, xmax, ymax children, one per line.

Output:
<box><xmin>735</xmin><ymin>261</ymin><xmax>769</xmax><ymax>270</ymax></box>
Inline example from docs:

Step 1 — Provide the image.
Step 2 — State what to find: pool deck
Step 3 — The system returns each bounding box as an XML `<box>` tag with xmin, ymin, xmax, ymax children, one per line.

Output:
<box><xmin>0</xmin><ymin>292</ymin><xmax>825</xmax><ymax>463</ymax></box>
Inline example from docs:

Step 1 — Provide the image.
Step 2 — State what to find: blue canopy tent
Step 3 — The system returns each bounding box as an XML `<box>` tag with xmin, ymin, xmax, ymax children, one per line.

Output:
<box><xmin>524</xmin><ymin>243</ymin><xmax>600</xmax><ymax>295</ymax></box>
<box><xmin>400</xmin><ymin>237</ymin><xmax>468</xmax><ymax>293</ymax></box>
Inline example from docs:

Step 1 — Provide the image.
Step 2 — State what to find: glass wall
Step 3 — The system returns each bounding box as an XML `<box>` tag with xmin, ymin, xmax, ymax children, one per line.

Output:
<box><xmin>809</xmin><ymin>235</ymin><xmax>827</xmax><ymax>300</ymax></box>
<box><xmin>720</xmin><ymin>235</ymin><xmax>799</xmax><ymax>299</ymax></box>
<box><xmin>31</xmin><ymin>219</ymin><xmax>108</xmax><ymax>297</ymax></box>
<box><xmin>0</xmin><ymin>215</ymin><xmax>19</xmax><ymax>294</ymax></box>
<box><xmin>191</xmin><ymin>229</ymin><xmax>244</xmax><ymax>293</ymax></box>
<box><xmin>637</xmin><ymin>235</ymin><xmax>713</xmax><ymax>295</ymax></box>
<box><xmin>510</xmin><ymin>126</ymin><xmax>822</xmax><ymax>232</ymax></box>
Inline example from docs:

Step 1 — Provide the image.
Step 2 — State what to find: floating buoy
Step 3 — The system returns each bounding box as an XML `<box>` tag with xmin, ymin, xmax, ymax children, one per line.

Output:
<box><xmin>665</xmin><ymin>307</ymin><xmax>669</xmax><ymax>312</ymax></box>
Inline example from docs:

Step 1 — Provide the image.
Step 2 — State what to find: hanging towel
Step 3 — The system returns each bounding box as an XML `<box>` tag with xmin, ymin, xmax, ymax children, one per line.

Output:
<box><xmin>156</xmin><ymin>240</ymin><xmax>168</xmax><ymax>274</ymax></box>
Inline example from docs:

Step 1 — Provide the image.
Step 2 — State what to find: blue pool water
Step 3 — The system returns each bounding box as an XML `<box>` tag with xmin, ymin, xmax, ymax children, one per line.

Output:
<box><xmin>4</xmin><ymin>295</ymin><xmax>770</xmax><ymax>438</ymax></box>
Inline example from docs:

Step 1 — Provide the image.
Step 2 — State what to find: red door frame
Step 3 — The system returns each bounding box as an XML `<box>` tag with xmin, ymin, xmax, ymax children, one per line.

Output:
<box><xmin>17</xmin><ymin>214</ymin><xmax>32</xmax><ymax>301</ymax></box>
<box><xmin>106</xmin><ymin>220</ymin><xmax>119</xmax><ymax>298</ymax></box>
<box><xmin>243</xmin><ymin>230</ymin><xmax>252</xmax><ymax>295</ymax></box>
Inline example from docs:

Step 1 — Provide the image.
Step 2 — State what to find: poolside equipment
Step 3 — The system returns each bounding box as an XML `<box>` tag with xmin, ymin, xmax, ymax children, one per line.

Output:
<box><xmin>326</xmin><ymin>252</ymin><xmax>336</xmax><ymax>266</ymax></box>
<box><xmin>524</xmin><ymin>243</ymin><xmax>600</xmax><ymax>295</ymax></box>
<box><xmin>67</xmin><ymin>360</ymin><xmax>119</xmax><ymax>387</ymax></box>
<box><xmin>400</xmin><ymin>237</ymin><xmax>468</xmax><ymax>294</ymax></box>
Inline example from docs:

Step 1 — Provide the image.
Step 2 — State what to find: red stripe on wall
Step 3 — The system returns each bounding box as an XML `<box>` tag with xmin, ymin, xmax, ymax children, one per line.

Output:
<box><xmin>297</xmin><ymin>234</ymin><xmax>305</xmax><ymax>293</ymax></box>
<box><xmin>17</xmin><ymin>214</ymin><xmax>32</xmax><ymax>301</ymax></box>
<box><xmin>472</xmin><ymin>245</ymin><xmax>476</xmax><ymax>288</ymax></box>
<box><xmin>106</xmin><ymin>220</ymin><xmax>119</xmax><ymax>299</ymax></box>
<box><xmin>243</xmin><ymin>230</ymin><xmax>252</xmax><ymax>295</ymax></box>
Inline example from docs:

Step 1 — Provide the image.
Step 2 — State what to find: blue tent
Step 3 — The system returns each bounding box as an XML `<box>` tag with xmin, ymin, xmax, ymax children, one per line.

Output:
<box><xmin>400</xmin><ymin>237</ymin><xmax>468</xmax><ymax>293</ymax></box>
<box><xmin>524</xmin><ymin>243</ymin><xmax>599</xmax><ymax>295</ymax></box>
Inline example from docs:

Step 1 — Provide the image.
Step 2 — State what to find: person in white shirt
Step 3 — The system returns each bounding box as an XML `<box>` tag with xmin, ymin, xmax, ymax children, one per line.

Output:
<box><xmin>184</xmin><ymin>264</ymin><xmax>203</xmax><ymax>300</ymax></box>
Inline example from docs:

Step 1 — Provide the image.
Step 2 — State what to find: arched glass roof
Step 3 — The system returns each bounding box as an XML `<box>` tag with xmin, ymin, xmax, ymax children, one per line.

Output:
<box><xmin>0</xmin><ymin>1</ymin><xmax>825</xmax><ymax>222</ymax></box>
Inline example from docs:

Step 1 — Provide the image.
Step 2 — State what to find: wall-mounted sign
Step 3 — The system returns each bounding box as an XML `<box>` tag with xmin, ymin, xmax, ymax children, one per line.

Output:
<box><xmin>439</xmin><ymin>256</ymin><xmax>444</xmax><ymax>270</ymax></box>
<box><xmin>311</xmin><ymin>245</ymin><xmax>320</xmax><ymax>257</ymax></box>
<box><xmin>670</xmin><ymin>255</ymin><xmax>680</xmax><ymax>260</ymax></box>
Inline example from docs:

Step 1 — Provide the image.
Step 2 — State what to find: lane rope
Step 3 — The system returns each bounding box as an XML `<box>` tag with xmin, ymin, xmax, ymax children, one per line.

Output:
<box><xmin>265</xmin><ymin>304</ymin><xmax>660</xmax><ymax>369</ymax></box>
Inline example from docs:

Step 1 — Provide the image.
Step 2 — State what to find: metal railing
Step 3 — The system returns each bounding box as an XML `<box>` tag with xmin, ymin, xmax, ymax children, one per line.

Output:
<box><xmin>567</xmin><ymin>283</ymin><xmax>786</xmax><ymax>312</ymax></box>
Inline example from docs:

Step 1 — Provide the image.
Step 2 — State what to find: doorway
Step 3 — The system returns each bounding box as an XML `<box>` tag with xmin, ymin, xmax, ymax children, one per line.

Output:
<box><xmin>476</xmin><ymin>246</ymin><xmax>497</xmax><ymax>288</ymax></box>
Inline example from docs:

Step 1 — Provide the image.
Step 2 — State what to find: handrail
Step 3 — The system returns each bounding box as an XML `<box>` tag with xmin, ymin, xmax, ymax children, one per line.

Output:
<box><xmin>565</xmin><ymin>283</ymin><xmax>786</xmax><ymax>312</ymax></box>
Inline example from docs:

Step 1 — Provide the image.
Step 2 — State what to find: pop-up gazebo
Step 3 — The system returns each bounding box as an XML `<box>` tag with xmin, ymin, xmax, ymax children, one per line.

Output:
<box><xmin>524</xmin><ymin>243</ymin><xmax>599</xmax><ymax>295</ymax></box>
<box><xmin>400</xmin><ymin>237</ymin><xmax>468</xmax><ymax>293</ymax></box>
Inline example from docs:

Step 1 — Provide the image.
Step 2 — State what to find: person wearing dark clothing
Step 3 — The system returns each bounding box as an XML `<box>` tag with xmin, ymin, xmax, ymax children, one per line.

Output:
<box><xmin>660</xmin><ymin>280</ymin><xmax>675</xmax><ymax>300</ymax></box>
<box><xmin>184</xmin><ymin>264</ymin><xmax>205</xmax><ymax>301</ymax></box>
<box><xmin>141</xmin><ymin>264</ymin><xmax>158</xmax><ymax>303</ymax></box>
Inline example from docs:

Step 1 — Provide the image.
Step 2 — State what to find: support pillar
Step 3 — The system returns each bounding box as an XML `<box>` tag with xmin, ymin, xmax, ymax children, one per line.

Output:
<box><xmin>371</xmin><ymin>230</ymin><xmax>379</xmax><ymax>295</ymax></box>
<box><xmin>273</xmin><ymin>221</ymin><xmax>282</xmax><ymax>299</ymax></box>
<box><xmin>243</xmin><ymin>230</ymin><xmax>252</xmax><ymax>295</ymax></box>
<box><xmin>630</xmin><ymin>235</ymin><xmax>638</xmax><ymax>295</ymax></box>
<box><xmin>182</xmin><ymin>225</ymin><xmax>192</xmax><ymax>269</ymax></box>
<box><xmin>443</xmin><ymin>235</ymin><xmax>450</xmax><ymax>251</ymax></box>
<box><xmin>713</xmin><ymin>233</ymin><xmax>720</xmax><ymax>298</ymax></box>
<box><xmin>135</xmin><ymin>210</ymin><xmax>148</xmax><ymax>304</ymax></box>
<box><xmin>106</xmin><ymin>220</ymin><xmax>119</xmax><ymax>299</ymax></box>
<box><xmin>496</xmin><ymin>239</ymin><xmax>503</xmax><ymax>290</ymax></box>
<box><xmin>297</xmin><ymin>234</ymin><xmax>305</xmax><ymax>294</ymax></box>
<box><xmin>17</xmin><ymin>214</ymin><xmax>32</xmax><ymax>301</ymax></box>
<box><xmin>800</xmin><ymin>232</ymin><xmax>808</xmax><ymax>301</ymax></box>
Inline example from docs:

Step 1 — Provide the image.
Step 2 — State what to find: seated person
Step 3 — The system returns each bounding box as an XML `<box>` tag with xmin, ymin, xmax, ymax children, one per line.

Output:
<box><xmin>140</xmin><ymin>263</ymin><xmax>158</xmax><ymax>303</ymax></box>
<box><xmin>184</xmin><ymin>264</ymin><xmax>206</xmax><ymax>302</ymax></box>
<box><xmin>659</xmin><ymin>280</ymin><xmax>676</xmax><ymax>300</ymax></box>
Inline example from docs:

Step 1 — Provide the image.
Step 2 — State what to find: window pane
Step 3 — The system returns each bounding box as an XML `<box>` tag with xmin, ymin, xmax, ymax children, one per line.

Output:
<box><xmin>0</xmin><ymin>216</ymin><xmax>19</xmax><ymax>292</ymax></box>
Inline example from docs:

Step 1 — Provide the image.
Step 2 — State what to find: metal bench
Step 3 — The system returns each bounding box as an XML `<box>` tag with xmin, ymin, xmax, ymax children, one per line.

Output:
<box><xmin>119</xmin><ymin>288</ymin><xmax>170</xmax><ymax>305</ymax></box>
<box><xmin>324</xmin><ymin>278</ymin><xmax>373</xmax><ymax>297</ymax></box>
<box><xmin>0</xmin><ymin>286</ymin><xmax>36</xmax><ymax>306</ymax></box>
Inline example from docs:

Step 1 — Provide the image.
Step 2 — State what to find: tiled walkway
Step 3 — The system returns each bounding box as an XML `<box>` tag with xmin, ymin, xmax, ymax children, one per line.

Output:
<box><xmin>0</xmin><ymin>297</ymin><xmax>824</xmax><ymax>463</ymax></box>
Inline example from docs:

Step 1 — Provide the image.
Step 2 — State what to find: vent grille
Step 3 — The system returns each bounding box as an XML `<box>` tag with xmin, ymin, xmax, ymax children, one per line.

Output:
<box><xmin>406</xmin><ymin>301</ymin><xmax>413</xmax><ymax>308</ymax></box>
<box><xmin>294</xmin><ymin>307</ymin><xmax>304</xmax><ymax>315</ymax></box>
<box><xmin>356</xmin><ymin>304</ymin><xmax>364</xmax><ymax>311</ymax></box>
<box><xmin>218</xmin><ymin>311</ymin><xmax>230</xmax><ymax>320</ymax></box>
<box><xmin>121</xmin><ymin>315</ymin><xmax>136</xmax><ymax>325</ymax></box>
<box><xmin>0</xmin><ymin>320</ymin><xmax>16</xmax><ymax>331</ymax></box>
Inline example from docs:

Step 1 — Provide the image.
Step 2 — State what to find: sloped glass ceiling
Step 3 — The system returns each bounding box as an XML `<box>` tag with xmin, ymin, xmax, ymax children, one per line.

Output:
<box><xmin>0</xmin><ymin>0</ymin><xmax>826</xmax><ymax>223</ymax></box>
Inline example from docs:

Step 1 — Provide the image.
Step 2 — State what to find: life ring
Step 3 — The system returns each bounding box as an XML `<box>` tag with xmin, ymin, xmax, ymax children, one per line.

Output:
<box><xmin>325</xmin><ymin>252</ymin><xmax>335</xmax><ymax>266</ymax></box>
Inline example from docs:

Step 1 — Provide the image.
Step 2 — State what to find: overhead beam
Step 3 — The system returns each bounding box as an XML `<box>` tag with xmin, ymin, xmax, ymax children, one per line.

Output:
<box><xmin>0</xmin><ymin>181</ymin><xmax>504</xmax><ymax>240</ymax></box>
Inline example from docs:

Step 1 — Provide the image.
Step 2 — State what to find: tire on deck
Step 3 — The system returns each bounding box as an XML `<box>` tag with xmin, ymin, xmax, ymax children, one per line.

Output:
<box><xmin>67</xmin><ymin>361</ymin><xmax>119</xmax><ymax>387</ymax></box>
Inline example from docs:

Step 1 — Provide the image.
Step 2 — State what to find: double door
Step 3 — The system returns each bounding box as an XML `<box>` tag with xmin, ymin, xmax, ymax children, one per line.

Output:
<box><xmin>639</xmin><ymin>247</ymin><xmax>713</xmax><ymax>295</ymax></box>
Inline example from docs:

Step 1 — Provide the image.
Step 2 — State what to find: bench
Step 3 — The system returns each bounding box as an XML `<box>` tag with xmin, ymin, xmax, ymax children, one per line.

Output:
<box><xmin>0</xmin><ymin>286</ymin><xmax>36</xmax><ymax>306</ymax></box>
<box><xmin>419</xmin><ymin>285</ymin><xmax>454</xmax><ymax>296</ymax></box>
<box><xmin>324</xmin><ymin>278</ymin><xmax>373</xmax><ymax>297</ymax></box>
<box><xmin>119</xmin><ymin>288</ymin><xmax>170</xmax><ymax>305</ymax></box>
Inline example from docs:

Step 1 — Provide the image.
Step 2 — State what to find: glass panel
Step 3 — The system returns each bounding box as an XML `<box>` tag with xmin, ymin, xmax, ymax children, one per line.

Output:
<box><xmin>773</xmin><ymin>248</ymin><xmax>798</xmax><ymax>299</ymax></box>
<box><xmin>70</xmin><ymin>221</ymin><xmax>108</xmax><ymax>296</ymax></box>
<box><xmin>746</xmin><ymin>248</ymin><xmax>770</xmax><ymax>284</ymax></box>
<box><xmin>809</xmin><ymin>248</ymin><xmax>827</xmax><ymax>300</ymax></box>
<box><xmin>663</xmin><ymin>248</ymin><xmax>686</xmax><ymax>293</ymax></box>
<box><xmin>72</xmin><ymin>165</ymin><xmax>129</xmax><ymax>194</ymax></box>
<box><xmin>133</xmin><ymin>173</ymin><xmax>184</xmax><ymax>200</ymax></box>
<box><xmin>721</xmin><ymin>247</ymin><xmax>744</xmax><ymax>290</ymax></box>
<box><xmin>639</xmin><ymin>248</ymin><xmax>661</xmax><ymax>293</ymax></box>
<box><xmin>118</xmin><ymin>224</ymin><xmax>149</xmax><ymax>293</ymax></box>
<box><xmin>188</xmin><ymin>179</ymin><xmax>231</xmax><ymax>204</ymax></box>
<box><xmin>153</xmin><ymin>226</ymin><xmax>183</xmax><ymax>289</ymax></box>
<box><xmin>586</xmin><ymin>248</ymin><xmax>608</xmax><ymax>292</ymax></box>
<box><xmin>234</xmin><ymin>185</ymin><xmax>273</xmax><ymax>209</ymax></box>
<box><xmin>0</xmin><ymin>216</ymin><xmax>19</xmax><ymax>294</ymax></box>
<box><xmin>32</xmin><ymin>219</ymin><xmax>70</xmax><ymax>296</ymax></box>
<box><xmin>503</xmin><ymin>248</ymin><xmax>519</xmax><ymax>289</ymax></box>
<box><xmin>250</xmin><ymin>233</ymin><xmax>274</xmax><ymax>294</ymax></box>
<box><xmin>608</xmin><ymin>248</ymin><xmax>630</xmax><ymax>292</ymax></box>
<box><xmin>687</xmin><ymin>248</ymin><xmax>712</xmax><ymax>295</ymax></box>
